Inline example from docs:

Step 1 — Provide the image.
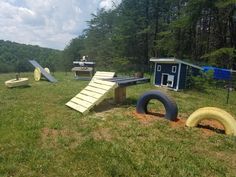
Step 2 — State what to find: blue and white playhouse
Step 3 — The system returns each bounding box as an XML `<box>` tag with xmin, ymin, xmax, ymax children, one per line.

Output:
<box><xmin>150</xmin><ymin>58</ymin><xmax>235</xmax><ymax>91</ymax></box>
<box><xmin>150</xmin><ymin>58</ymin><xmax>202</xmax><ymax>91</ymax></box>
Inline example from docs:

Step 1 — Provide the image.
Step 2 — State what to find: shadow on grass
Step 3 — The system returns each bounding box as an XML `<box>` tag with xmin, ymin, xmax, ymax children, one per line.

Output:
<box><xmin>94</xmin><ymin>97</ymin><xmax>138</xmax><ymax>113</ymax></box>
<box><xmin>93</xmin><ymin>98</ymin><xmax>120</xmax><ymax>113</ymax></box>
<box><xmin>146</xmin><ymin>111</ymin><xmax>165</xmax><ymax>118</ymax></box>
<box><xmin>121</xmin><ymin>98</ymin><xmax>138</xmax><ymax>106</ymax></box>
<box><xmin>7</xmin><ymin>85</ymin><xmax>31</xmax><ymax>89</ymax></box>
<box><xmin>197</xmin><ymin>124</ymin><xmax>225</xmax><ymax>134</ymax></box>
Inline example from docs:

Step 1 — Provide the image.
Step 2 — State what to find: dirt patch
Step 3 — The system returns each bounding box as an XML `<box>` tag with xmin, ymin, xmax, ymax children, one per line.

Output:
<box><xmin>128</xmin><ymin>110</ymin><xmax>226</xmax><ymax>136</ymax></box>
<box><xmin>128</xmin><ymin>111</ymin><xmax>165</xmax><ymax>124</ymax></box>
<box><xmin>170</xmin><ymin>118</ymin><xmax>186</xmax><ymax>128</ymax></box>
<box><xmin>198</xmin><ymin>119</ymin><xmax>225</xmax><ymax>136</ymax></box>
<box><xmin>92</xmin><ymin>128</ymin><xmax>113</xmax><ymax>141</ymax></box>
<box><xmin>41</xmin><ymin>128</ymin><xmax>83</xmax><ymax>149</ymax></box>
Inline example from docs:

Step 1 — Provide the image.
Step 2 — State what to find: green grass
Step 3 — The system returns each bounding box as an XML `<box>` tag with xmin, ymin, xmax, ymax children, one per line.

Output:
<box><xmin>0</xmin><ymin>72</ymin><xmax>236</xmax><ymax>177</ymax></box>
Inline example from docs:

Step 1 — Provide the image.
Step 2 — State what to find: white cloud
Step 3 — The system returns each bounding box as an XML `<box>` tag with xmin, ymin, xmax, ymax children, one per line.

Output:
<box><xmin>99</xmin><ymin>0</ymin><xmax>121</xmax><ymax>10</ymax></box>
<box><xmin>0</xmin><ymin>0</ymin><xmax>121</xmax><ymax>50</ymax></box>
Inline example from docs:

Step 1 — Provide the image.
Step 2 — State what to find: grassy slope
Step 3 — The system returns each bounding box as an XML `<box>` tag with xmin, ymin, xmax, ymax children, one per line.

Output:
<box><xmin>0</xmin><ymin>72</ymin><xmax>236</xmax><ymax>177</ymax></box>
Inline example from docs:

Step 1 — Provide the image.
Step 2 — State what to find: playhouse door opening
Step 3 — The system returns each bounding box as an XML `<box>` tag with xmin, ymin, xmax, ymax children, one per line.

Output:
<box><xmin>167</xmin><ymin>75</ymin><xmax>174</xmax><ymax>87</ymax></box>
<box><xmin>162</xmin><ymin>74</ymin><xmax>174</xmax><ymax>88</ymax></box>
<box><xmin>162</xmin><ymin>74</ymin><xmax>168</xmax><ymax>86</ymax></box>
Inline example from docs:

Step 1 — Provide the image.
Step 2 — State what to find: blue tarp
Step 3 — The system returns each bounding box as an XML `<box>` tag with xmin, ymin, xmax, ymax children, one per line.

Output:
<box><xmin>202</xmin><ymin>66</ymin><xmax>232</xmax><ymax>80</ymax></box>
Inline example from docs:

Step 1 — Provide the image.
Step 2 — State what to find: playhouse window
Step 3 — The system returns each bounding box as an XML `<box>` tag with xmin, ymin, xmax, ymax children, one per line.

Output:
<box><xmin>157</xmin><ymin>65</ymin><xmax>161</xmax><ymax>71</ymax></box>
<box><xmin>172</xmin><ymin>66</ymin><xmax>177</xmax><ymax>73</ymax></box>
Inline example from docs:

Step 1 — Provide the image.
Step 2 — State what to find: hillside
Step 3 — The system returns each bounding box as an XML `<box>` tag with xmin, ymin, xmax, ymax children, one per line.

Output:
<box><xmin>0</xmin><ymin>40</ymin><xmax>61</xmax><ymax>73</ymax></box>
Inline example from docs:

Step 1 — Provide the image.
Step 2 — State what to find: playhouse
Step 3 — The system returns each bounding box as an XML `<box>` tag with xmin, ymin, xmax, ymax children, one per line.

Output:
<box><xmin>150</xmin><ymin>58</ymin><xmax>202</xmax><ymax>91</ymax></box>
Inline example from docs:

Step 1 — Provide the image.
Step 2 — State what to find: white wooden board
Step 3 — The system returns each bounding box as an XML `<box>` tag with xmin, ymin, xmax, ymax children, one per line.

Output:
<box><xmin>66</xmin><ymin>101</ymin><xmax>88</xmax><ymax>113</ymax></box>
<box><xmin>80</xmin><ymin>90</ymin><xmax>102</xmax><ymax>99</ymax></box>
<box><xmin>75</xmin><ymin>93</ymin><xmax>97</xmax><ymax>103</ymax></box>
<box><xmin>88</xmin><ymin>82</ymin><xmax>112</xmax><ymax>90</ymax></box>
<box><xmin>92</xmin><ymin>71</ymin><xmax>115</xmax><ymax>80</ymax></box>
<box><xmin>66</xmin><ymin>71</ymin><xmax>117</xmax><ymax>114</ymax></box>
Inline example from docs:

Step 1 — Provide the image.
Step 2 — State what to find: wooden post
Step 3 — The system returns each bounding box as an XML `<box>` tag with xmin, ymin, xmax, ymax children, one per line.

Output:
<box><xmin>114</xmin><ymin>87</ymin><xmax>126</xmax><ymax>103</ymax></box>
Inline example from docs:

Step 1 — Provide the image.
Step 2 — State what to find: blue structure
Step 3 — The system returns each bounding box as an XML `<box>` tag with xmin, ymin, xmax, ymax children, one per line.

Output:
<box><xmin>202</xmin><ymin>66</ymin><xmax>232</xmax><ymax>80</ymax></box>
<box><xmin>150</xmin><ymin>58</ymin><xmax>202</xmax><ymax>91</ymax></box>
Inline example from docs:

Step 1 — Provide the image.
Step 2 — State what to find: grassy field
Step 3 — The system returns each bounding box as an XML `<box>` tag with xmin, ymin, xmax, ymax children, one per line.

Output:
<box><xmin>0</xmin><ymin>72</ymin><xmax>236</xmax><ymax>177</ymax></box>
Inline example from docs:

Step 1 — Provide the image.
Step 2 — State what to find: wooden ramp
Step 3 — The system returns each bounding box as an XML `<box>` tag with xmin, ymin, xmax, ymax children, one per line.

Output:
<box><xmin>92</xmin><ymin>71</ymin><xmax>116</xmax><ymax>80</ymax></box>
<box><xmin>66</xmin><ymin>72</ymin><xmax>116</xmax><ymax>114</ymax></box>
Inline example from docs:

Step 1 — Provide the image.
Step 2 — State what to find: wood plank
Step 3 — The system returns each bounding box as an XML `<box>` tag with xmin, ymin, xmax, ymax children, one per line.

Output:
<box><xmin>85</xmin><ymin>85</ymin><xmax>107</xmax><ymax>94</ymax></box>
<box><xmin>94</xmin><ymin>71</ymin><xmax>115</xmax><ymax>76</ymax></box>
<box><xmin>93</xmin><ymin>76</ymin><xmax>114</xmax><ymax>80</ymax></box>
<box><xmin>93</xmin><ymin>72</ymin><xmax>115</xmax><ymax>80</ymax></box>
<box><xmin>94</xmin><ymin>73</ymin><xmax>114</xmax><ymax>77</ymax></box>
<box><xmin>66</xmin><ymin>72</ymin><xmax>117</xmax><ymax>114</ymax></box>
<box><xmin>80</xmin><ymin>90</ymin><xmax>102</xmax><ymax>99</ymax></box>
<box><xmin>88</xmin><ymin>82</ymin><xmax>112</xmax><ymax>90</ymax></box>
<box><xmin>70</xmin><ymin>97</ymin><xmax>93</xmax><ymax>108</ymax></box>
<box><xmin>66</xmin><ymin>101</ymin><xmax>88</xmax><ymax>113</ymax></box>
<box><xmin>94</xmin><ymin>75</ymin><xmax>114</xmax><ymax>78</ymax></box>
<box><xmin>75</xmin><ymin>93</ymin><xmax>97</xmax><ymax>103</ymax></box>
<box><xmin>93</xmin><ymin>79</ymin><xmax>117</xmax><ymax>86</ymax></box>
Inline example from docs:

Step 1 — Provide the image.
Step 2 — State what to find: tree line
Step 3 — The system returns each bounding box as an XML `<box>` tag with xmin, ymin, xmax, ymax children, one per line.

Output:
<box><xmin>0</xmin><ymin>0</ymin><xmax>235</xmax><ymax>74</ymax></box>
<box><xmin>0</xmin><ymin>40</ymin><xmax>61</xmax><ymax>73</ymax></box>
<box><xmin>64</xmin><ymin>0</ymin><xmax>236</xmax><ymax>73</ymax></box>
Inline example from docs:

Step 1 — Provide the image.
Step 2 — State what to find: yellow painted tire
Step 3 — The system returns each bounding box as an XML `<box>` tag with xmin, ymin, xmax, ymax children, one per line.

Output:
<box><xmin>186</xmin><ymin>107</ymin><xmax>236</xmax><ymax>136</ymax></box>
<box><xmin>44</xmin><ymin>67</ymin><xmax>50</xmax><ymax>74</ymax></box>
<box><xmin>5</xmin><ymin>78</ymin><xmax>29</xmax><ymax>88</ymax></box>
<box><xmin>34</xmin><ymin>67</ymin><xmax>41</xmax><ymax>81</ymax></box>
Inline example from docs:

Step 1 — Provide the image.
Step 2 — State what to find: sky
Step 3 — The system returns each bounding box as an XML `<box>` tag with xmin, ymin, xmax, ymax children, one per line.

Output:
<box><xmin>0</xmin><ymin>0</ymin><xmax>121</xmax><ymax>50</ymax></box>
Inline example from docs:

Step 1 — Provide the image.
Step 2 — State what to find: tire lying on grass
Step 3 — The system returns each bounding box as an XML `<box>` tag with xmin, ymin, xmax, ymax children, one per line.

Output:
<box><xmin>136</xmin><ymin>90</ymin><xmax>178</xmax><ymax>121</ymax></box>
<box><xmin>186</xmin><ymin>107</ymin><xmax>236</xmax><ymax>136</ymax></box>
<box><xmin>5</xmin><ymin>78</ymin><xmax>29</xmax><ymax>88</ymax></box>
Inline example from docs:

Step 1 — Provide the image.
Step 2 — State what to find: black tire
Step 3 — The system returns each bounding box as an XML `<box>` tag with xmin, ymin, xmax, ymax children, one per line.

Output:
<box><xmin>136</xmin><ymin>90</ymin><xmax>178</xmax><ymax>121</ymax></box>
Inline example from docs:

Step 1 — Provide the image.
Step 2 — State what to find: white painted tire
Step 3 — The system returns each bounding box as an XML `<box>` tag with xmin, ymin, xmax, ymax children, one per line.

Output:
<box><xmin>5</xmin><ymin>78</ymin><xmax>29</xmax><ymax>88</ymax></box>
<box><xmin>44</xmin><ymin>67</ymin><xmax>50</xmax><ymax>74</ymax></box>
<box><xmin>34</xmin><ymin>67</ymin><xmax>41</xmax><ymax>81</ymax></box>
<box><xmin>186</xmin><ymin>107</ymin><xmax>236</xmax><ymax>136</ymax></box>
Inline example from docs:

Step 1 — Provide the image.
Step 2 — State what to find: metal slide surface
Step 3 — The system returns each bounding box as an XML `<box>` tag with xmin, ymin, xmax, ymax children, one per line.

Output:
<box><xmin>29</xmin><ymin>60</ymin><xmax>57</xmax><ymax>83</ymax></box>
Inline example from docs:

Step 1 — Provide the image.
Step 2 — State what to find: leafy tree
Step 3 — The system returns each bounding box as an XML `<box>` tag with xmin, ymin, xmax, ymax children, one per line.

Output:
<box><xmin>0</xmin><ymin>40</ymin><xmax>61</xmax><ymax>73</ymax></box>
<box><xmin>63</xmin><ymin>0</ymin><xmax>236</xmax><ymax>72</ymax></box>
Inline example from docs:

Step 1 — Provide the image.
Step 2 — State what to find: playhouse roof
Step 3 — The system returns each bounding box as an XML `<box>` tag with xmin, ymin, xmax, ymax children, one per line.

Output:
<box><xmin>150</xmin><ymin>58</ymin><xmax>202</xmax><ymax>70</ymax></box>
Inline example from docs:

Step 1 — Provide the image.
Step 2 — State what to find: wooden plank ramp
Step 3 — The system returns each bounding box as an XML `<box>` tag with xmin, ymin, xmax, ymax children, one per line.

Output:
<box><xmin>66</xmin><ymin>72</ymin><xmax>117</xmax><ymax>114</ymax></box>
<box><xmin>92</xmin><ymin>71</ymin><xmax>116</xmax><ymax>80</ymax></box>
